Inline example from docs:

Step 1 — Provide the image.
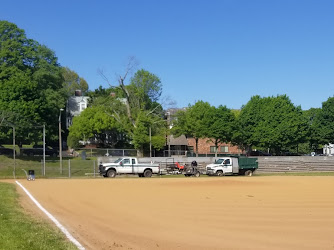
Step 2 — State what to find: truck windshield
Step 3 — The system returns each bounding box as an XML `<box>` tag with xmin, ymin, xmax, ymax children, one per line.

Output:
<box><xmin>114</xmin><ymin>158</ymin><xmax>123</xmax><ymax>163</ymax></box>
<box><xmin>215</xmin><ymin>159</ymin><xmax>224</xmax><ymax>164</ymax></box>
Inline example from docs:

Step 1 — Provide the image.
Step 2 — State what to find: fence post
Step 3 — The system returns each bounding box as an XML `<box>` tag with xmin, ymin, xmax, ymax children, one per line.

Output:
<box><xmin>94</xmin><ymin>160</ymin><xmax>96</xmax><ymax>177</ymax></box>
<box><xmin>68</xmin><ymin>159</ymin><xmax>71</xmax><ymax>178</ymax></box>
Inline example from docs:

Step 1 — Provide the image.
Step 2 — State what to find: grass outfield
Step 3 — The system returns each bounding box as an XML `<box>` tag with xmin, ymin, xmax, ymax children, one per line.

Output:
<box><xmin>0</xmin><ymin>182</ymin><xmax>77</xmax><ymax>250</ymax></box>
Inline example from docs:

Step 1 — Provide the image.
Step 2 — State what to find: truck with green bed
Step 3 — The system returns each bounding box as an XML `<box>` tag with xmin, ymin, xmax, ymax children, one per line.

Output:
<box><xmin>206</xmin><ymin>156</ymin><xmax>258</xmax><ymax>176</ymax></box>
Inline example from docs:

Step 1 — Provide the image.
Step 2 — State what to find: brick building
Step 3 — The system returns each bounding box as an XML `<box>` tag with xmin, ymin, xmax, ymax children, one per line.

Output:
<box><xmin>187</xmin><ymin>138</ymin><xmax>243</xmax><ymax>155</ymax></box>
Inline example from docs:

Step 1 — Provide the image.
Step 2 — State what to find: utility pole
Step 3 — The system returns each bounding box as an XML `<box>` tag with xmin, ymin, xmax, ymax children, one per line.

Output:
<box><xmin>59</xmin><ymin>108</ymin><xmax>64</xmax><ymax>174</ymax></box>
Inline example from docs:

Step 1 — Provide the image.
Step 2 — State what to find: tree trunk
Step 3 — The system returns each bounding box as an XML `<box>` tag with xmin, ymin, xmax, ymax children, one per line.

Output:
<box><xmin>137</xmin><ymin>148</ymin><xmax>144</xmax><ymax>157</ymax></box>
<box><xmin>215</xmin><ymin>140</ymin><xmax>218</xmax><ymax>158</ymax></box>
<box><xmin>195</xmin><ymin>137</ymin><xmax>199</xmax><ymax>157</ymax></box>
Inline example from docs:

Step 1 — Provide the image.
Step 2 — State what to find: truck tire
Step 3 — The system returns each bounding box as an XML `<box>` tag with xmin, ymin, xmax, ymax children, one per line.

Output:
<box><xmin>216</xmin><ymin>170</ymin><xmax>224</xmax><ymax>176</ymax></box>
<box><xmin>107</xmin><ymin>169</ymin><xmax>116</xmax><ymax>178</ymax></box>
<box><xmin>245</xmin><ymin>170</ymin><xmax>253</xmax><ymax>176</ymax></box>
<box><xmin>194</xmin><ymin>171</ymin><xmax>200</xmax><ymax>177</ymax></box>
<box><xmin>143</xmin><ymin>169</ymin><xmax>152</xmax><ymax>178</ymax></box>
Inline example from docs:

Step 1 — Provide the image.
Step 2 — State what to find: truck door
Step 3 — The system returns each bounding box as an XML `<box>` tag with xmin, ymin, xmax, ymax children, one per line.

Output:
<box><xmin>131</xmin><ymin>158</ymin><xmax>137</xmax><ymax>173</ymax></box>
<box><xmin>223</xmin><ymin>158</ymin><xmax>233</xmax><ymax>174</ymax></box>
<box><xmin>232</xmin><ymin>157</ymin><xmax>239</xmax><ymax>174</ymax></box>
<box><xmin>121</xmin><ymin>158</ymin><xmax>132</xmax><ymax>173</ymax></box>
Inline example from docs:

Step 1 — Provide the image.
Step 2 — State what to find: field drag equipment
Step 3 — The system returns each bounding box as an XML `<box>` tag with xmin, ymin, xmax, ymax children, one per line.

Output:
<box><xmin>22</xmin><ymin>169</ymin><xmax>35</xmax><ymax>181</ymax></box>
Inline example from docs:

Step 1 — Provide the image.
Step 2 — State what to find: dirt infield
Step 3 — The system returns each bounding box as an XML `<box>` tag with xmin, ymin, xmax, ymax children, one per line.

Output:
<box><xmin>11</xmin><ymin>176</ymin><xmax>334</xmax><ymax>249</ymax></box>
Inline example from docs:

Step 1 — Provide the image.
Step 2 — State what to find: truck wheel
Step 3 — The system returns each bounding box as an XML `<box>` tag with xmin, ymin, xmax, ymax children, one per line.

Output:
<box><xmin>245</xmin><ymin>170</ymin><xmax>253</xmax><ymax>177</ymax></box>
<box><xmin>216</xmin><ymin>170</ymin><xmax>224</xmax><ymax>176</ymax></box>
<box><xmin>107</xmin><ymin>169</ymin><xmax>116</xmax><ymax>178</ymax></box>
<box><xmin>194</xmin><ymin>171</ymin><xmax>200</xmax><ymax>177</ymax></box>
<box><xmin>143</xmin><ymin>169</ymin><xmax>152</xmax><ymax>177</ymax></box>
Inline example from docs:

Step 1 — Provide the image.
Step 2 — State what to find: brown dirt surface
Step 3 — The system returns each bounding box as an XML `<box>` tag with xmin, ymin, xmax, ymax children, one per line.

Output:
<box><xmin>7</xmin><ymin>176</ymin><xmax>334</xmax><ymax>249</ymax></box>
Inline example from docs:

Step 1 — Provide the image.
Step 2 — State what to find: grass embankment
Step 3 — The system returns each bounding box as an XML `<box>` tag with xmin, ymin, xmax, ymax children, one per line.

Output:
<box><xmin>0</xmin><ymin>182</ymin><xmax>77</xmax><ymax>250</ymax></box>
<box><xmin>0</xmin><ymin>155</ymin><xmax>98</xmax><ymax>179</ymax></box>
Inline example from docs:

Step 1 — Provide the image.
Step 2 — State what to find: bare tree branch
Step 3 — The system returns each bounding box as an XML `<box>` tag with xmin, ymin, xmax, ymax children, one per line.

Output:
<box><xmin>97</xmin><ymin>68</ymin><xmax>114</xmax><ymax>87</ymax></box>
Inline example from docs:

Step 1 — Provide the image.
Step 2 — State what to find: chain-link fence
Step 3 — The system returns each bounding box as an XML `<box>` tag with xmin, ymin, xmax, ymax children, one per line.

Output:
<box><xmin>71</xmin><ymin>148</ymin><xmax>137</xmax><ymax>158</ymax></box>
<box><xmin>0</xmin><ymin>159</ymin><xmax>100</xmax><ymax>179</ymax></box>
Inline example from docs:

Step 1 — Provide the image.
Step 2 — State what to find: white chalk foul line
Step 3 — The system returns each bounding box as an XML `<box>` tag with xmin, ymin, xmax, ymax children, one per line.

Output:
<box><xmin>15</xmin><ymin>181</ymin><xmax>85</xmax><ymax>250</ymax></box>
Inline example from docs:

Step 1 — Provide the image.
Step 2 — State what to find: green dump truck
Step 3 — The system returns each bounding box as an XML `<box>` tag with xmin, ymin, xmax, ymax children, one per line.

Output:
<box><xmin>206</xmin><ymin>156</ymin><xmax>258</xmax><ymax>176</ymax></box>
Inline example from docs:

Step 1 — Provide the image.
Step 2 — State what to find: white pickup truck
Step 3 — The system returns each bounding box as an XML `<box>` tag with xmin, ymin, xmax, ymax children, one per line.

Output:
<box><xmin>99</xmin><ymin>157</ymin><xmax>160</xmax><ymax>178</ymax></box>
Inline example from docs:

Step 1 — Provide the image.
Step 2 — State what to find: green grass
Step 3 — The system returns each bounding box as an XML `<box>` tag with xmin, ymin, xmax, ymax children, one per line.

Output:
<box><xmin>0</xmin><ymin>155</ymin><xmax>98</xmax><ymax>179</ymax></box>
<box><xmin>0</xmin><ymin>182</ymin><xmax>77</xmax><ymax>250</ymax></box>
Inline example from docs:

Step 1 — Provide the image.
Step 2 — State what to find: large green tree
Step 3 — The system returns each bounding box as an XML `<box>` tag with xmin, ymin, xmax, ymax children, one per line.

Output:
<box><xmin>61</xmin><ymin>67</ymin><xmax>89</xmax><ymax>97</ymax></box>
<box><xmin>172</xmin><ymin>101</ymin><xmax>211</xmax><ymax>156</ymax></box>
<box><xmin>0</xmin><ymin>20</ymin><xmax>65</xmax><ymax>146</ymax></box>
<box><xmin>95</xmin><ymin>66</ymin><xmax>166</xmax><ymax>156</ymax></box>
<box><xmin>68</xmin><ymin>105</ymin><xmax>123</xmax><ymax>148</ymax></box>
<box><xmin>317</xmin><ymin>97</ymin><xmax>334</xmax><ymax>145</ymax></box>
<box><xmin>236</xmin><ymin>95</ymin><xmax>308</xmax><ymax>155</ymax></box>
<box><xmin>205</xmin><ymin>105</ymin><xmax>235</xmax><ymax>157</ymax></box>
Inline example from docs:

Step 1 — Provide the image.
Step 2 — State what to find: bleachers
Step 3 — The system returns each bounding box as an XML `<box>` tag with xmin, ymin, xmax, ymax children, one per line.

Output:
<box><xmin>256</xmin><ymin>156</ymin><xmax>334</xmax><ymax>172</ymax></box>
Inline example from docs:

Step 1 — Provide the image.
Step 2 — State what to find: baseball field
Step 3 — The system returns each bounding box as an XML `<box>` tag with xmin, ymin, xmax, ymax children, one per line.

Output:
<box><xmin>11</xmin><ymin>176</ymin><xmax>334</xmax><ymax>249</ymax></box>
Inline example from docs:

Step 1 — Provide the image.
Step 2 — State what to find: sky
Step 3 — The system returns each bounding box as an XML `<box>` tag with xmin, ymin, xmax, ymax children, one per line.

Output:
<box><xmin>1</xmin><ymin>0</ymin><xmax>334</xmax><ymax>110</ymax></box>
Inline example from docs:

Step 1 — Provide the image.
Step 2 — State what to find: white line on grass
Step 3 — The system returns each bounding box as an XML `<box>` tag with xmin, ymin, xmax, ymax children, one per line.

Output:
<box><xmin>15</xmin><ymin>181</ymin><xmax>85</xmax><ymax>250</ymax></box>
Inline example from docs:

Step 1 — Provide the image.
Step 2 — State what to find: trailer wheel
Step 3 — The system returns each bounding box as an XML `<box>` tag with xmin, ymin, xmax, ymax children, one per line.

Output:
<box><xmin>107</xmin><ymin>169</ymin><xmax>116</xmax><ymax>178</ymax></box>
<box><xmin>245</xmin><ymin>170</ymin><xmax>253</xmax><ymax>177</ymax></box>
<box><xmin>143</xmin><ymin>169</ymin><xmax>152</xmax><ymax>177</ymax></box>
<box><xmin>216</xmin><ymin>170</ymin><xmax>224</xmax><ymax>176</ymax></box>
<box><xmin>194</xmin><ymin>171</ymin><xmax>200</xmax><ymax>177</ymax></box>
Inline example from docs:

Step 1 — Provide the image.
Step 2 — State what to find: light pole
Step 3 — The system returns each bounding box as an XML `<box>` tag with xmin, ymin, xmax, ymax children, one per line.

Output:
<box><xmin>59</xmin><ymin>108</ymin><xmax>64</xmax><ymax>174</ymax></box>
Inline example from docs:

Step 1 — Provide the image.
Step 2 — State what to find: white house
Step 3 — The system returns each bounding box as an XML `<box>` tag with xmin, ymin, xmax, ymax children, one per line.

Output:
<box><xmin>323</xmin><ymin>144</ymin><xmax>334</xmax><ymax>156</ymax></box>
<box><xmin>66</xmin><ymin>91</ymin><xmax>90</xmax><ymax>129</ymax></box>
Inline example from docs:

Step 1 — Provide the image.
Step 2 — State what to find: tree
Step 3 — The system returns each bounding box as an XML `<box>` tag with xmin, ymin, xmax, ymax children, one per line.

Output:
<box><xmin>303</xmin><ymin>108</ymin><xmax>322</xmax><ymax>152</ymax></box>
<box><xmin>99</xmin><ymin>61</ymin><xmax>165</xmax><ymax>156</ymax></box>
<box><xmin>237</xmin><ymin>95</ymin><xmax>308</xmax><ymax>155</ymax></box>
<box><xmin>317</xmin><ymin>97</ymin><xmax>334</xmax><ymax>144</ymax></box>
<box><xmin>68</xmin><ymin>105</ymin><xmax>122</xmax><ymax>147</ymax></box>
<box><xmin>205</xmin><ymin>105</ymin><xmax>235</xmax><ymax>157</ymax></box>
<box><xmin>0</xmin><ymin>21</ymin><xmax>65</xmax><ymax>146</ymax></box>
<box><xmin>61</xmin><ymin>67</ymin><xmax>89</xmax><ymax>97</ymax></box>
<box><xmin>172</xmin><ymin>101</ymin><xmax>211</xmax><ymax>157</ymax></box>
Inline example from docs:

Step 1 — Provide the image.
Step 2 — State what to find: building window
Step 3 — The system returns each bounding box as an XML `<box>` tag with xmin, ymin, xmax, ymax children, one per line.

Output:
<box><xmin>220</xmin><ymin>146</ymin><xmax>229</xmax><ymax>153</ymax></box>
<box><xmin>210</xmin><ymin>146</ymin><xmax>218</xmax><ymax>153</ymax></box>
<box><xmin>80</xmin><ymin>102</ymin><xmax>86</xmax><ymax>111</ymax></box>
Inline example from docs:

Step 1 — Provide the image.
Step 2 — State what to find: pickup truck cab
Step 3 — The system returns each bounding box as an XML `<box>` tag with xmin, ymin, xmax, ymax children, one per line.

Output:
<box><xmin>206</xmin><ymin>157</ymin><xmax>258</xmax><ymax>176</ymax></box>
<box><xmin>99</xmin><ymin>157</ymin><xmax>160</xmax><ymax>178</ymax></box>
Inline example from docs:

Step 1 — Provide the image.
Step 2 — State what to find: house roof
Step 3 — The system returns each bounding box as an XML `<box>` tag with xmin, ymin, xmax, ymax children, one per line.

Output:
<box><xmin>168</xmin><ymin>135</ymin><xmax>188</xmax><ymax>145</ymax></box>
